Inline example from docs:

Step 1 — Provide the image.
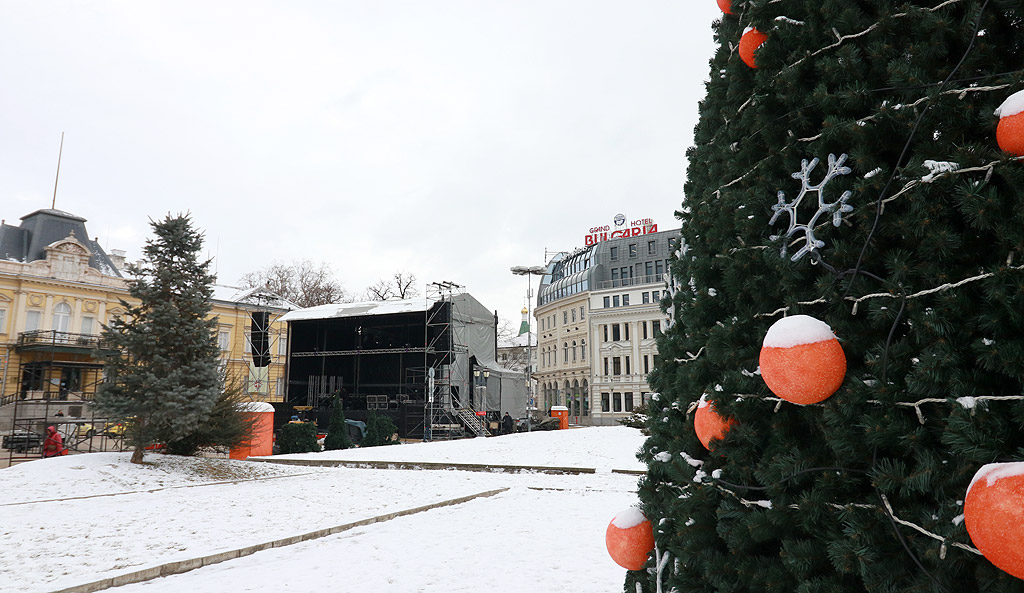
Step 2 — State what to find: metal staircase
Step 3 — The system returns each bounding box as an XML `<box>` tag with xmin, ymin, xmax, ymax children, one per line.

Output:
<box><xmin>455</xmin><ymin>407</ymin><xmax>489</xmax><ymax>437</ymax></box>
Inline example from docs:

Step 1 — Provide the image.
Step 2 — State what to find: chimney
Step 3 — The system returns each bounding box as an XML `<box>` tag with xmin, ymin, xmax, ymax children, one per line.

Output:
<box><xmin>109</xmin><ymin>249</ymin><xmax>127</xmax><ymax>270</ymax></box>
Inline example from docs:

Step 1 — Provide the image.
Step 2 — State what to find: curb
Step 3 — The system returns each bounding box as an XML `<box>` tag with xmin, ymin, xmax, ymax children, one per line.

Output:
<box><xmin>249</xmin><ymin>458</ymin><xmax>597</xmax><ymax>475</ymax></box>
<box><xmin>48</xmin><ymin>487</ymin><xmax>509</xmax><ymax>593</ymax></box>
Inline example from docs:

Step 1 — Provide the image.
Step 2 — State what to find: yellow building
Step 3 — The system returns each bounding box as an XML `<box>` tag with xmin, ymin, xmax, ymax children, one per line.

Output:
<box><xmin>0</xmin><ymin>209</ymin><xmax>291</xmax><ymax>415</ymax></box>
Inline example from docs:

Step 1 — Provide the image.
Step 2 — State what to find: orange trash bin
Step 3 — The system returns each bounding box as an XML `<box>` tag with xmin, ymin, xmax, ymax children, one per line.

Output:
<box><xmin>230</xmin><ymin>402</ymin><xmax>275</xmax><ymax>460</ymax></box>
<box><xmin>550</xmin><ymin>405</ymin><xmax>569</xmax><ymax>430</ymax></box>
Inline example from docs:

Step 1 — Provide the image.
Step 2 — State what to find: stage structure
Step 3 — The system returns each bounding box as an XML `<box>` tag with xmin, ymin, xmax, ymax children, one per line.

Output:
<box><xmin>280</xmin><ymin>287</ymin><xmax>526</xmax><ymax>440</ymax></box>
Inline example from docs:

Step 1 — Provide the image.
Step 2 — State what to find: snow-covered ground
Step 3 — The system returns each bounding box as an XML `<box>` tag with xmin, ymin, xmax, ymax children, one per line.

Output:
<box><xmin>1</xmin><ymin>426</ymin><xmax>647</xmax><ymax>593</ymax></box>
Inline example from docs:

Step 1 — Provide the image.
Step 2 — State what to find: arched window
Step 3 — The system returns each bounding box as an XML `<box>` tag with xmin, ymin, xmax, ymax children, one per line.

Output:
<box><xmin>572</xmin><ymin>340</ymin><xmax>577</xmax><ymax>362</ymax></box>
<box><xmin>580</xmin><ymin>338</ymin><xmax>586</xmax><ymax>362</ymax></box>
<box><xmin>572</xmin><ymin>379</ymin><xmax>580</xmax><ymax>416</ymax></box>
<box><xmin>53</xmin><ymin>302</ymin><xmax>71</xmax><ymax>333</ymax></box>
<box><xmin>564</xmin><ymin>380</ymin><xmax>571</xmax><ymax>407</ymax></box>
<box><xmin>582</xmin><ymin>380</ymin><xmax>590</xmax><ymax>416</ymax></box>
<box><xmin>563</xmin><ymin>342</ymin><xmax>568</xmax><ymax>364</ymax></box>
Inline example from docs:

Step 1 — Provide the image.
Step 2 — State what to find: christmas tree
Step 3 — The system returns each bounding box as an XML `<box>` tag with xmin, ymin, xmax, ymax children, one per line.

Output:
<box><xmin>636</xmin><ymin>2</ymin><xmax>1024</xmax><ymax>592</ymax></box>
<box><xmin>95</xmin><ymin>214</ymin><xmax>223</xmax><ymax>464</ymax></box>
<box><xmin>323</xmin><ymin>395</ymin><xmax>354</xmax><ymax>450</ymax></box>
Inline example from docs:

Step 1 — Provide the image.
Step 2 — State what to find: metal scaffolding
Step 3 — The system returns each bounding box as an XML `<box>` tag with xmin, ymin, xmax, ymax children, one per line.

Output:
<box><xmin>423</xmin><ymin>281</ymin><xmax>485</xmax><ymax>440</ymax></box>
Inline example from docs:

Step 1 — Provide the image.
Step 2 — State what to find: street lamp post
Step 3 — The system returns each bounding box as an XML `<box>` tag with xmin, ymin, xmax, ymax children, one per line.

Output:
<box><xmin>510</xmin><ymin>265</ymin><xmax>546</xmax><ymax>433</ymax></box>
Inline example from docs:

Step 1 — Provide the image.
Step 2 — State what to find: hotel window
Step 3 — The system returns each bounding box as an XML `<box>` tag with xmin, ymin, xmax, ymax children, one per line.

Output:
<box><xmin>613</xmin><ymin>295</ymin><xmax>620</xmax><ymax>307</ymax></box>
<box><xmin>610</xmin><ymin>246</ymin><xmax>619</xmax><ymax>261</ymax></box>
<box><xmin>580</xmin><ymin>338</ymin><xmax>586</xmax><ymax>361</ymax></box>
<box><xmin>644</xmin><ymin>355</ymin><xmax>650</xmax><ymax>374</ymax></box>
<box><xmin>563</xmin><ymin>342</ymin><xmax>568</xmax><ymax>363</ymax></box>
<box><xmin>603</xmin><ymin>357</ymin><xmax>609</xmax><ymax>376</ymax></box>
<box><xmin>81</xmin><ymin>316</ymin><xmax>95</xmax><ymax>336</ymax></box>
<box><xmin>53</xmin><ymin>302</ymin><xmax>72</xmax><ymax>333</ymax></box>
<box><xmin>622</xmin><ymin>294</ymin><xmax>629</xmax><ymax>306</ymax></box>
<box><xmin>26</xmin><ymin>310</ymin><xmax>42</xmax><ymax>332</ymax></box>
<box><xmin>641</xmin><ymin>321</ymin><xmax>648</xmax><ymax>339</ymax></box>
<box><xmin>625</xmin><ymin>356</ymin><xmax>631</xmax><ymax>374</ymax></box>
<box><xmin>624</xmin><ymin>392</ymin><xmax>634</xmax><ymax>412</ymax></box>
<box><xmin>602</xmin><ymin>393</ymin><xmax>610</xmax><ymax>412</ymax></box>
<box><xmin>645</xmin><ymin>262</ymin><xmax>654</xmax><ymax>277</ymax></box>
<box><xmin>652</xmin><ymin>290</ymin><xmax>660</xmax><ymax>302</ymax></box>
<box><xmin>629</xmin><ymin>243</ymin><xmax>637</xmax><ymax>258</ymax></box>
<box><xmin>643</xmin><ymin>292</ymin><xmax>650</xmax><ymax>304</ymax></box>
<box><xmin>603</xmin><ymin>325</ymin><xmax>609</xmax><ymax>342</ymax></box>
<box><xmin>648</xmin><ymin>240</ymin><xmax>656</xmax><ymax>255</ymax></box>
<box><xmin>624</xmin><ymin>323</ymin><xmax>630</xmax><ymax>341</ymax></box>
<box><xmin>613</xmin><ymin>392</ymin><xmax>622</xmax><ymax>412</ymax></box>
<box><xmin>612</xmin><ymin>324</ymin><xmax>621</xmax><ymax>341</ymax></box>
<box><xmin>653</xmin><ymin>320</ymin><xmax>662</xmax><ymax>336</ymax></box>
<box><xmin>655</xmin><ymin>260</ymin><xmax>664</xmax><ymax>276</ymax></box>
<box><xmin>572</xmin><ymin>340</ymin><xmax>577</xmax><ymax>362</ymax></box>
<box><xmin>603</xmin><ymin>296</ymin><xmax>610</xmax><ymax>308</ymax></box>
<box><xmin>611</xmin><ymin>268</ymin><xmax>619</xmax><ymax>284</ymax></box>
<box><xmin>218</xmin><ymin>330</ymin><xmax>231</xmax><ymax>351</ymax></box>
<box><xmin>612</xmin><ymin>357</ymin><xmax>622</xmax><ymax>375</ymax></box>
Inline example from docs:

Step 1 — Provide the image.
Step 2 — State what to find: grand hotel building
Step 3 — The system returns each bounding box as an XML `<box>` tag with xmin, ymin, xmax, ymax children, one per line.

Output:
<box><xmin>533</xmin><ymin>222</ymin><xmax>677</xmax><ymax>426</ymax></box>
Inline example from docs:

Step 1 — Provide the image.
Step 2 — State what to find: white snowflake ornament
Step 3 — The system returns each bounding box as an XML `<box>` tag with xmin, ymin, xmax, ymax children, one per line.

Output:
<box><xmin>769</xmin><ymin>153</ymin><xmax>854</xmax><ymax>261</ymax></box>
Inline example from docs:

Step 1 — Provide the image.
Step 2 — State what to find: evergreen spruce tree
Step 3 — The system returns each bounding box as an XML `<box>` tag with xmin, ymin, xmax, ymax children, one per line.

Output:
<box><xmin>637</xmin><ymin>2</ymin><xmax>1024</xmax><ymax>592</ymax></box>
<box><xmin>95</xmin><ymin>214</ymin><xmax>222</xmax><ymax>464</ymax></box>
<box><xmin>323</xmin><ymin>395</ymin><xmax>353</xmax><ymax>451</ymax></box>
<box><xmin>277</xmin><ymin>421</ymin><xmax>319</xmax><ymax>454</ymax></box>
<box><xmin>362</xmin><ymin>412</ymin><xmax>399</xmax><ymax>447</ymax></box>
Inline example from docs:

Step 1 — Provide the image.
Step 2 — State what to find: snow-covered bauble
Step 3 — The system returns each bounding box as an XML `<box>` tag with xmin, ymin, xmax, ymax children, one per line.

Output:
<box><xmin>717</xmin><ymin>0</ymin><xmax>733</xmax><ymax>15</ymax></box>
<box><xmin>694</xmin><ymin>394</ymin><xmax>736</xmax><ymax>450</ymax></box>
<box><xmin>965</xmin><ymin>463</ymin><xmax>1024</xmax><ymax>580</ymax></box>
<box><xmin>739</xmin><ymin>27</ymin><xmax>767</xmax><ymax>69</ymax></box>
<box><xmin>995</xmin><ymin>90</ymin><xmax>1024</xmax><ymax>156</ymax></box>
<box><xmin>606</xmin><ymin>508</ymin><xmax>655</xmax><ymax>571</ymax></box>
<box><xmin>759</xmin><ymin>315</ymin><xmax>846</xmax><ymax>405</ymax></box>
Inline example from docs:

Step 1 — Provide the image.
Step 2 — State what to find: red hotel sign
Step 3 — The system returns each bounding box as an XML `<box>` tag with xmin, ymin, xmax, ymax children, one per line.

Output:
<box><xmin>584</xmin><ymin>215</ymin><xmax>658</xmax><ymax>246</ymax></box>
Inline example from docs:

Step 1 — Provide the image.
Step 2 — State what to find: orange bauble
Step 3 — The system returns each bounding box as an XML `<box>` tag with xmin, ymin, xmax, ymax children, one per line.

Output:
<box><xmin>717</xmin><ymin>0</ymin><xmax>733</xmax><ymax>14</ymax></box>
<box><xmin>997</xmin><ymin>115</ymin><xmax>1024</xmax><ymax>156</ymax></box>
<box><xmin>694</xmin><ymin>396</ymin><xmax>736</xmax><ymax>450</ymax></box>
<box><xmin>995</xmin><ymin>90</ymin><xmax>1024</xmax><ymax>156</ymax></box>
<box><xmin>759</xmin><ymin>315</ymin><xmax>846</xmax><ymax>405</ymax></box>
<box><xmin>606</xmin><ymin>508</ymin><xmax>655</xmax><ymax>571</ymax></box>
<box><xmin>739</xmin><ymin>27</ymin><xmax>767</xmax><ymax>68</ymax></box>
<box><xmin>965</xmin><ymin>463</ymin><xmax>1024</xmax><ymax>580</ymax></box>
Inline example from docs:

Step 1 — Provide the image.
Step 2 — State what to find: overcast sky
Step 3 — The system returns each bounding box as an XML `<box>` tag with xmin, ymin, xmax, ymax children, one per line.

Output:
<box><xmin>0</xmin><ymin>1</ymin><xmax>721</xmax><ymax>325</ymax></box>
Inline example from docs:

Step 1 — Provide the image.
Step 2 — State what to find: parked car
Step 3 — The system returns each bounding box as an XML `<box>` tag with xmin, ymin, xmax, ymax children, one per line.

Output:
<box><xmin>77</xmin><ymin>421</ymin><xmax>127</xmax><ymax>438</ymax></box>
<box><xmin>517</xmin><ymin>416</ymin><xmax>560</xmax><ymax>432</ymax></box>
<box><xmin>2</xmin><ymin>430</ymin><xmax>44</xmax><ymax>453</ymax></box>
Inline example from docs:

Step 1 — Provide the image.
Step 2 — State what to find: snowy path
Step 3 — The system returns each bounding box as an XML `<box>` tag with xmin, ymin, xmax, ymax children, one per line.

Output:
<box><xmin>98</xmin><ymin>486</ymin><xmax>637</xmax><ymax>593</ymax></box>
<box><xmin>0</xmin><ymin>427</ymin><xmax>647</xmax><ymax>593</ymax></box>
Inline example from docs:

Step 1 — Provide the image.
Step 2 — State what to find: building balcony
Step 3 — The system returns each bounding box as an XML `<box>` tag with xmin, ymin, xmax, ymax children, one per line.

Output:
<box><xmin>15</xmin><ymin>330</ymin><xmax>113</xmax><ymax>354</ymax></box>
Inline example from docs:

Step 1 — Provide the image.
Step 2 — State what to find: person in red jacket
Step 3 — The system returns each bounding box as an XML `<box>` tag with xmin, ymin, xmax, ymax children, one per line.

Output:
<box><xmin>42</xmin><ymin>426</ymin><xmax>67</xmax><ymax>458</ymax></box>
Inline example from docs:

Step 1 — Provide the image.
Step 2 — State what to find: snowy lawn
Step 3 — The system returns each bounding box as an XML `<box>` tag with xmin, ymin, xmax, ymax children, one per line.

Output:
<box><xmin>269</xmin><ymin>424</ymin><xmax>647</xmax><ymax>472</ymax></box>
<box><xmin>0</xmin><ymin>426</ymin><xmax>647</xmax><ymax>593</ymax></box>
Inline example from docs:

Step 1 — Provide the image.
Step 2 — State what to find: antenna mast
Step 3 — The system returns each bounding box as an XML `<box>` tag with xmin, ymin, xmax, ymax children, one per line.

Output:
<box><xmin>52</xmin><ymin>132</ymin><xmax>65</xmax><ymax>209</ymax></box>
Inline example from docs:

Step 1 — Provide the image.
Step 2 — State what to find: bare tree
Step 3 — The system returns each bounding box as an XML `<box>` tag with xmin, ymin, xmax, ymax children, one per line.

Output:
<box><xmin>496</xmin><ymin>318</ymin><xmax>529</xmax><ymax>371</ymax></box>
<box><xmin>239</xmin><ymin>260</ymin><xmax>349</xmax><ymax>308</ymax></box>
<box><xmin>363</xmin><ymin>271</ymin><xmax>419</xmax><ymax>301</ymax></box>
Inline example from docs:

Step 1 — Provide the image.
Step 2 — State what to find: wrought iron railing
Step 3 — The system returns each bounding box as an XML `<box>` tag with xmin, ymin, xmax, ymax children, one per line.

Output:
<box><xmin>16</xmin><ymin>330</ymin><xmax>109</xmax><ymax>350</ymax></box>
